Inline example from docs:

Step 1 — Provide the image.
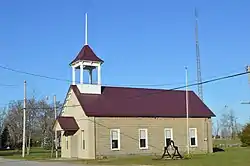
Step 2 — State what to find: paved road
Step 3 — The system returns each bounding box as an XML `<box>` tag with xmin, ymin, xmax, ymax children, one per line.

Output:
<box><xmin>0</xmin><ymin>158</ymin><xmax>82</xmax><ymax>166</ymax></box>
<box><xmin>0</xmin><ymin>158</ymin><xmax>126</xmax><ymax>166</ymax></box>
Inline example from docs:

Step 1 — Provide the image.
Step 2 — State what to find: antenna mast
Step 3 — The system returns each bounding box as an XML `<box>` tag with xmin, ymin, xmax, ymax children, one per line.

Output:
<box><xmin>195</xmin><ymin>8</ymin><xmax>203</xmax><ymax>101</ymax></box>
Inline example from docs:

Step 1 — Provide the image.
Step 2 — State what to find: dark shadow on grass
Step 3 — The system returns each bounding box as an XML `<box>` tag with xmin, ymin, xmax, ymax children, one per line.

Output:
<box><xmin>213</xmin><ymin>147</ymin><xmax>225</xmax><ymax>153</ymax></box>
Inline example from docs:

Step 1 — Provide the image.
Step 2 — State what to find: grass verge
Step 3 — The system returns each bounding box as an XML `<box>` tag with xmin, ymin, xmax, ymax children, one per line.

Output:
<box><xmin>1</xmin><ymin>147</ymin><xmax>250</xmax><ymax>166</ymax></box>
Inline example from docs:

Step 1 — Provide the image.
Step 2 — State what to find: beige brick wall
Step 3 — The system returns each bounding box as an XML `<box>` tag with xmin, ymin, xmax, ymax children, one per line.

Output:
<box><xmin>56</xmin><ymin>89</ymin><xmax>96</xmax><ymax>159</ymax></box>
<box><xmin>55</xmin><ymin>88</ymin><xmax>213</xmax><ymax>159</ymax></box>
<box><xmin>95</xmin><ymin>117</ymin><xmax>212</xmax><ymax>157</ymax></box>
<box><xmin>60</xmin><ymin>131</ymin><xmax>71</xmax><ymax>158</ymax></box>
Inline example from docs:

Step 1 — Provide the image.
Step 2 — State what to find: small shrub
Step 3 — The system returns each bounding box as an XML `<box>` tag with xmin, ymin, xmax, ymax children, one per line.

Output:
<box><xmin>215</xmin><ymin>135</ymin><xmax>221</xmax><ymax>139</ymax></box>
<box><xmin>241</xmin><ymin>143</ymin><xmax>248</xmax><ymax>147</ymax></box>
<box><xmin>183</xmin><ymin>153</ymin><xmax>193</xmax><ymax>159</ymax></box>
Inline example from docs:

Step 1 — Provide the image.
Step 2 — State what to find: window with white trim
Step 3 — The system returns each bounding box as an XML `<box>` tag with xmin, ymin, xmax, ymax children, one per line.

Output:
<box><xmin>65</xmin><ymin>136</ymin><xmax>68</xmax><ymax>149</ymax></box>
<box><xmin>164</xmin><ymin>128</ymin><xmax>173</xmax><ymax>146</ymax></box>
<box><xmin>139</xmin><ymin>129</ymin><xmax>148</xmax><ymax>149</ymax></box>
<box><xmin>81</xmin><ymin>130</ymin><xmax>85</xmax><ymax>150</ymax></box>
<box><xmin>110</xmin><ymin>129</ymin><xmax>120</xmax><ymax>150</ymax></box>
<box><xmin>189</xmin><ymin>128</ymin><xmax>198</xmax><ymax>147</ymax></box>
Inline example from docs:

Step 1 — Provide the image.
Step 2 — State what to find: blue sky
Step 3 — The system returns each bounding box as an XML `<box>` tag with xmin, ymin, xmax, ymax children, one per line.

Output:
<box><xmin>0</xmin><ymin>0</ymin><xmax>250</xmax><ymax>124</ymax></box>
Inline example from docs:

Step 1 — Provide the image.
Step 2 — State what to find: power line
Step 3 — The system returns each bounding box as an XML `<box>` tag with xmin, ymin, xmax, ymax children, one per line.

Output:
<box><xmin>0</xmin><ymin>83</ymin><xmax>19</xmax><ymax>87</ymax></box>
<box><xmin>60</xmin><ymin>70</ymin><xmax>249</xmax><ymax>104</ymax></box>
<box><xmin>0</xmin><ymin>63</ymin><xmax>189</xmax><ymax>88</ymax></box>
<box><xmin>0</xmin><ymin>65</ymin><xmax>72</xmax><ymax>83</ymax></box>
<box><xmin>0</xmin><ymin>64</ymin><xmax>186</xmax><ymax>87</ymax></box>
<box><xmin>0</xmin><ymin>64</ymin><xmax>182</xmax><ymax>86</ymax></box>
<box><xmin>0</xmin><ymin>63</ymin><xmax>248</xmax><ymax>109</ymax></box>
<box><xmin>8</xmin><ymin>70</ymin><xmax>249</xmax><ymax>110</ymax></box>
<box><xmin>114</xmin><ymin>70</ymin><xmax>250</xmax><ymax>101</ymax></box>
<box><xmin>4</xmin><ymin>70</ymin><xmax>249</xmax><ymax>152</ymax></box>
<box><xmin>120</xmin><ymin>68</ymin><xmax>245</xmax><ymax>87</ymax></box>
<box><xmin>10</xmin><ymin>68</ymin><xmax>247</xmax><ymax>151</ymax></box>
<box><xmin>0</xmin><ymin>64</ymin><xmax>246</xmax><ymax>88</ymax></box>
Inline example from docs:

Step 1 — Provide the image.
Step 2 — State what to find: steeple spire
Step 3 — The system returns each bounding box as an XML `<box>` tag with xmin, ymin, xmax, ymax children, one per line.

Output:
<box><xmin>69</xmin><ymin>13</ymin><xmax>104</xmax><ymax>94</ymax></box>
<box><xmin>85</xmin><ymin>13</ymin><xmax>88</xmax><ymax>45</ymax></box>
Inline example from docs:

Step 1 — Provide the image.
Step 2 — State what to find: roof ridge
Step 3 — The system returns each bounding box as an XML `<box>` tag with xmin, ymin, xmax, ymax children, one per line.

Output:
<box><xmin>102</xmin><ymin>85</ymin><xmax>192</xmax><ymax>92</ymax></box>
<box><xmin>69</xmin><ymin>85</ymin><xmax>215</xmax><ymax>118</ymax></box>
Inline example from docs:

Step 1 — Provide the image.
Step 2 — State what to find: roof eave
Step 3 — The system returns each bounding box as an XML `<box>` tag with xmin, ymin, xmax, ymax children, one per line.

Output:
<box><xmin>69</xmin><ymin>59</ymin><xmax>104</xmax><ymax>67</ymax></box>
<box><xmin>86</xmin><ymin>115</ymin><xmax>216</xmax><ymax>118</ymax></box>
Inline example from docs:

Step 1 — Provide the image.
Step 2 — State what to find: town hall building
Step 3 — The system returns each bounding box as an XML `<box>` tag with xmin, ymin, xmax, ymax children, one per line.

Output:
<box><xmin>53</xmin><ymin>14</ymin><xmax>215</xmax><ymax>159</ymax></box>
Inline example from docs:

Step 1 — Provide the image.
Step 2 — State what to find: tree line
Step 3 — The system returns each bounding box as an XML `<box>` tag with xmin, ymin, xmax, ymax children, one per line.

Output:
<box><xmin>212</xmin><ymin>108</ymin><xmax>250</xmax><ymax>146</ymax></box>
<box><xmin>212</xmin><ymin>109</ymin><xmax>243</xmax><ymax>139</ymax></box>
<box><xmin>0</xmin><ymin>97</ymin><xmax>62</xmax><ymax>152</ymax></box>
<box><xmin>1</xmin><ymin>98</ymin><xmax>250</xmax><ymax>150</ymax></box>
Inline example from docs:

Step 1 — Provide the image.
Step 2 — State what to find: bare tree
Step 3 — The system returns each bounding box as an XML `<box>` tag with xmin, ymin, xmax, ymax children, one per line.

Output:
<box><xmin>213</xmin><ymin>119</ymin><xmax>221</xmax><ymax>138</ymax></box>
<box><xmin>2</xmin><ymin>97</ymin><xmax>62</xmax><ymax>151</ymax></box>
<box><xmin>35</xmin><ymin>98</ymin><xmax>62</xmax><ymax>149</ymax></box>
<box><xmin>5</xmin><ymin>100</ymin><xmax>23</xmax><ymax>148</ymax></box>
<box><xmin>26</xmin><ymin>97</ymin><xmax>40</xmax><ymax>155</ymax></box>
<box><xmin>220</xmin><ymin>109</ymin><xmax>238</xmax><ymax>139</ymax></box>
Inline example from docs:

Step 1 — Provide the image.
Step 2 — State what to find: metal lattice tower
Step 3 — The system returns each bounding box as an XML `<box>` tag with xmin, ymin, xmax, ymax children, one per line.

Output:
<box><xmin>195</xmin><ymin>8</ymin><xmax>203</xmax><ymax>101</ymax></box>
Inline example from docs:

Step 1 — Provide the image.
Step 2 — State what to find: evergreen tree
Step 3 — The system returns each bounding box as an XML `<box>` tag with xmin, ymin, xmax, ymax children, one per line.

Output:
<box><xmin>239</xmin><ymin>123</ymin><xmax>250</xmax><ymax>146</ymax></box>
<box><xmin>1</xmin><ymin>127</ymin><xmax>10</xmax><ymax>148</ymax></box>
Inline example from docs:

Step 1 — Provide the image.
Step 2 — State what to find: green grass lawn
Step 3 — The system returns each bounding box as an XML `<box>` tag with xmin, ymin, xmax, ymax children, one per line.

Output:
<box><xmin>0</xmin><ymin>147</ymin><xmax>60</xmax><ymax>160</ymax></box>
<box><xmin>1</xmin><ymin>147</ymin><xmax>250</xmax><ymax>166</ymax></box>
<box><xmin>72</xmin><ymin>148</ymin><xmax>250</xmax><ymax>166</ymax></box>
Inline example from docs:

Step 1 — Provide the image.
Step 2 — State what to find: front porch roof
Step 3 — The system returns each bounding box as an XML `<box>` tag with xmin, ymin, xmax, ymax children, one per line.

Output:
<box><xmin>56</xmin><ymin>116</ymin><xmax>79</xmax><ymax>131</ymax></box>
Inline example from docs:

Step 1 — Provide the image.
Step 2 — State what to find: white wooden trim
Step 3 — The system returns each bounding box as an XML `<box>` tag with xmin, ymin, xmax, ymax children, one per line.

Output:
<box><xmin>97</xmin><ymin>65</ymin><xmax>101</xmax><ymax>85</ymax></box>
<box><xmin>80</xmin><ymin>64</ymin><xmax>84</xmax><ymax>84</ymax></box>
<box><xmin>164</xmin><ymin>128</ymin><xmax>173</xmax><ymax>147</ymax></box>
<box><xmin>71</xmin><ymin>61</ymin><xmax>100</xmax><ymax>68</ymax></box>
<box><xmin>110</xmin><ymin>129</ymin><xmax>120</xmax><ymax>151</ymax></box>
<box><xmin>138</xmin><ymin>128</ymin><xmax>148</xmax><ymax>150</ymax></box>
<box><xmin>65</xmin><ymin>136</ymin><xmax>68</xmax><ymax>150</ymax></box>
<box><xmin>189</xmin><ymin>128</ymin><xmax>198</xmax><ymax>147</ymax></box>
<box><xmin>81</xmin><ymin>130</ymin><xmax>85</xmax><ymax>150</ymax></box>
<box><xmin>72</xmin><ymin>66</ymin><xmax>76</xmax><ymax>85</ymax></box>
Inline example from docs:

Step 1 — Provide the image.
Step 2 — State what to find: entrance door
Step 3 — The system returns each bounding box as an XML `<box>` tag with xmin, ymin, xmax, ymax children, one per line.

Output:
<box><xmin>71</xmin><ymin>134</ymin><xmax>78</xmax><ymax>158</ymax></box>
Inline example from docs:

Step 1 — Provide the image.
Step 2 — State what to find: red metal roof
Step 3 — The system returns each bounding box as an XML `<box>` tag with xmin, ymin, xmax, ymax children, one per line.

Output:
<box><xmin>57</xmin><ymin>116</ymin><xmax>79</xmax><ymax>131</ymax></box>
<box><xmin>70</xmin><ymin>45</ymin><xmax>104</xmax><ymax>65</ymax></box>
<box><xmin>71</xmin><ymin>85</ymin><xmax>215</xmax><ymax>118</ymax></box>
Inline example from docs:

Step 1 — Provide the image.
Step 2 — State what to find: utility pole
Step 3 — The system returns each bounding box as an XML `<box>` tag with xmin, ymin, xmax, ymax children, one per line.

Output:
<box><xmin>246</xmin><ymin>65</ymin><xmax>250</xmax><ymax>84</ymax></box>
<box><xmin>241</xmin><ymin>65</ymin><xmax>250</xmax><ymax>105</ymax></box>
<box><xmin>54</xmin><ymin>95</ymin><xmax>58</xmax><ymax>158</ymax></box>
<box><xmin>22</xmin><ymin>80</ymin><xmax>26</xmax><ymax>158</ymax></box>
<box><xmin>185</xmin><ymin>67</ymin><xmax>190</xmax><ymax>155</ymax></box>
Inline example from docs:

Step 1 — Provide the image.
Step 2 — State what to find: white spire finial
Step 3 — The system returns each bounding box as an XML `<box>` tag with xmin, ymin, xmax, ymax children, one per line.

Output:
<box><xmin>85</xmin><ymin>12</ymin><xmax>88</xmax><ymax>45</ymax></box>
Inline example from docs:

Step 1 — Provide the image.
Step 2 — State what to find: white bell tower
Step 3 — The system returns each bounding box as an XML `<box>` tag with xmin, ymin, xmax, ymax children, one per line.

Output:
<box><xmin>70</xmin><ymin>13</ymin><xmax>104</xmax><ymax>94</ymax></box>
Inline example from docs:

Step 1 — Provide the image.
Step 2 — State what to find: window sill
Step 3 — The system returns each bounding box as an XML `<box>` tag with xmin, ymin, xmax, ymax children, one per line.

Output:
<box><xmin>190</xmin><ymin>145</ymin><xmax>198</xmax><ymax>148</ymax></box>
<box><xmin>111</xmin><ymin>148</ymin><xmax>120</xmax><ymax>151</ymax></box>
<box><xmin>139</xmin><ymin>147</ymin><xmax>149</xmax><ymax>150</ymax></box>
